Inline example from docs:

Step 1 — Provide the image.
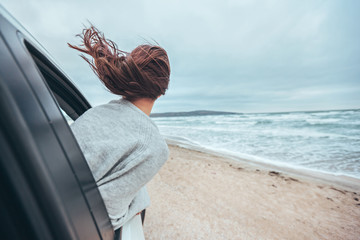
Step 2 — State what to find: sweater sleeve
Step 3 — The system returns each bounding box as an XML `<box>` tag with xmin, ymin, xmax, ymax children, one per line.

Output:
<box><xmin>97</xmin><ymin>140</ymin><xmax>169</xmax><ymax>229</ymax></box>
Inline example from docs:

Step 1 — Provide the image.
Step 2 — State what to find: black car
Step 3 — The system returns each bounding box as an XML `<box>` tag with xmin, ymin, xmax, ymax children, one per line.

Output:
<box><xmin>0</xmin><ymin>6</ymin><xmax>115</xmax><ymax>240</ymax></box>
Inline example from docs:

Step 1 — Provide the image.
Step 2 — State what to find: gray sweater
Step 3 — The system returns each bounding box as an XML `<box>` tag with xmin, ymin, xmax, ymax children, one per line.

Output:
<box><xmin>70</xmin><ymin>98</ymin><xmax>169</xmax><ymax>230</ymax></box>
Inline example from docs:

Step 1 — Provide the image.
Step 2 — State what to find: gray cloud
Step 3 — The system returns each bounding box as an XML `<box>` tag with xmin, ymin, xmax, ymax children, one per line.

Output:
<box><xmin>1</xmin><ymin>0</ymin><xmax>359</xmax><ymax>113</ymax></box>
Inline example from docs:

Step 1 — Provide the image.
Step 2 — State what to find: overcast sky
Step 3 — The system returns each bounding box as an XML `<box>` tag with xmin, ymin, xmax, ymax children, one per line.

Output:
<box><xmin>1</xmin><ymin>0</ymin><xmax>359</xmax><ymax>113</ymax></box>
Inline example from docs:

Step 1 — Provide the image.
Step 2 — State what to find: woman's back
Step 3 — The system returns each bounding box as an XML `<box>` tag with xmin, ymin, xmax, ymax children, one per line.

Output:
<box><xmin>71</xmin><ymin>98</ymin><xmax>169</xmax><ymax>229</ymax></box>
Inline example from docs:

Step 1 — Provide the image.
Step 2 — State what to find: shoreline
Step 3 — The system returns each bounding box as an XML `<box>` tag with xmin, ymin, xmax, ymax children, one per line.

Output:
<box><xmin>166</xmin><ymin>139</ymin><xmax>360</xmax><ymax>192</ymax></box>
<box><xmin>144</xmin><ymin>144</ymin><xmax>360</xmax><ymax>240</ymax></box>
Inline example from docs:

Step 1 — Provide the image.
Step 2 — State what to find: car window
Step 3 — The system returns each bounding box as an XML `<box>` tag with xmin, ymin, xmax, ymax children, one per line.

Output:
<box><xmin>24</xmin><ymin>40</ymin><xmax>91</xmax><ymax>121</ymax></box>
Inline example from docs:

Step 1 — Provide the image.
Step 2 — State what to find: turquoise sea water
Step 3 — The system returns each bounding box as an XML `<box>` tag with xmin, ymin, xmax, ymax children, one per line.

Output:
<box><xmin>153</xmin><ymin>109</ymin><xmax>360</xmax><ymax>178</ymax></box>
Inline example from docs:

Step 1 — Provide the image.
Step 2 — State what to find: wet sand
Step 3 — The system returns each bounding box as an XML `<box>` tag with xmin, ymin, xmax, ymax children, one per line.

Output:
<box><xmin>143</xmin><ymin>144</ymin><xmax>360</xmax><ymax>240</ymax></box>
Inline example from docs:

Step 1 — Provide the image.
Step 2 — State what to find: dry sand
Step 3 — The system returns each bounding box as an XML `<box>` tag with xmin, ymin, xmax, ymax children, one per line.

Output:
<box><xmin>143</xmin><ymin>145</ymin><xmax>360</xmax><ymax>240</ymax></box>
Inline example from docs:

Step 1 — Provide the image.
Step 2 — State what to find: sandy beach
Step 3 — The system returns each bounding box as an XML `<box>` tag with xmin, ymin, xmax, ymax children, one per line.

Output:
<box><xmin>143</xmin><ymin>144</ymin><xmax>360</xmax><ymax>240</ymax></box>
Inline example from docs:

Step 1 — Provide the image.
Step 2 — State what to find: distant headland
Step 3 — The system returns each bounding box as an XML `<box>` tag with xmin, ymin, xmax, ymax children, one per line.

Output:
<box><xmin>150</xmin><ymin>110</ymin><xmax>238</xmax><ymax>118</ymax></box>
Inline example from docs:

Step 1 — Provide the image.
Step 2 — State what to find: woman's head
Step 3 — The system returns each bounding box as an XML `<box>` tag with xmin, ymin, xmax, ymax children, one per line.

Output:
<box><xmin>68</xmin><ymin>26</ymin><xmax>170</xmax><ymax>101</ymax></box>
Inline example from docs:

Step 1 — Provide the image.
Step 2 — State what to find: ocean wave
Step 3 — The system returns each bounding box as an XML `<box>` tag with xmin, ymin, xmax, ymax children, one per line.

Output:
<box><xmin>164</xmin><ymin>134</ymin><xmax>202</xmax><ymax>147</ymax></box>
<box><xmin>164</xmin><ymin>135</ymin><xmax>360</xmax><ymax>179</ymax></box>
<box><xmin>254</xmin><ymin>120</ymin><xmax>273</xmax><ymax>125</ymax></box>
<box><xmin>154</xmin><ymin>109</ymin><xmax>360</xmax><ymax>178</ymax></box>
<box><xmin>305</xmin><ymin>118</ymin><xmax>340</xmax><ymax>124</ymax></box>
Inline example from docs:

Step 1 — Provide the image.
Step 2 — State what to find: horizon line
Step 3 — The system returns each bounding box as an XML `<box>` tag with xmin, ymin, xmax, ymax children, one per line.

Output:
<box><xmin>152</xmin><ymin>107</ymin><xmax>360</xmax><ymax>115</ymax></box>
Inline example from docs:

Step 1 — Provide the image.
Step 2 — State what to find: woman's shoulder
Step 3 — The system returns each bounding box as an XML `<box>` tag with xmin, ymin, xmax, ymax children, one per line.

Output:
<box><xmin>71</xmin><ymin>99</ymin><xmax>140</xmax><ymax>124</ymax></box>
<box><xmin>71</xmin><ymin>98</ymin><xmax>161</xmax><ymax>136</ymax></box>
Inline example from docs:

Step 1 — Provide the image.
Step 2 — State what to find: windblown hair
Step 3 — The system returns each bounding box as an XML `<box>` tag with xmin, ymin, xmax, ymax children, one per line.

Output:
<box><xmin>68</xmin><ymin>26</ymin><xmax>170</xmax><ymax>101</ymax></box>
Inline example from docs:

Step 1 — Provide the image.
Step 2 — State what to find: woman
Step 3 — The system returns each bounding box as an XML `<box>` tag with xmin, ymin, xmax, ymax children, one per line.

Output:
<box><xmin>68</xmin><ymin>26</ymin><xmax>170</xmax><ymax>231</ymax></box>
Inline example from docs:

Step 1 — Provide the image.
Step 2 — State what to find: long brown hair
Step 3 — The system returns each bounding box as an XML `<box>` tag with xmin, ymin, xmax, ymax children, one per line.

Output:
<box><xmin>68</xmin><ymin>26</ymin><xmax>170</xmax><ymax>101</ymax></box>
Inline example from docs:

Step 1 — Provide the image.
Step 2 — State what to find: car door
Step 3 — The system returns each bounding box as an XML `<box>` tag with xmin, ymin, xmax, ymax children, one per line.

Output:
<box><xmin>0</xmin><ymin>6</ymin><xmax>113</xmax><ymax>240</ymax></box>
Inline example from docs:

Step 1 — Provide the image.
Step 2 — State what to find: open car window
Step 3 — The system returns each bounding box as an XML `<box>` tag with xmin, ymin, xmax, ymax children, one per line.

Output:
<box><xmin>24</xmin><ymin>40</ymin><xmax>91</xmax><ymax>120</ymax></box>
